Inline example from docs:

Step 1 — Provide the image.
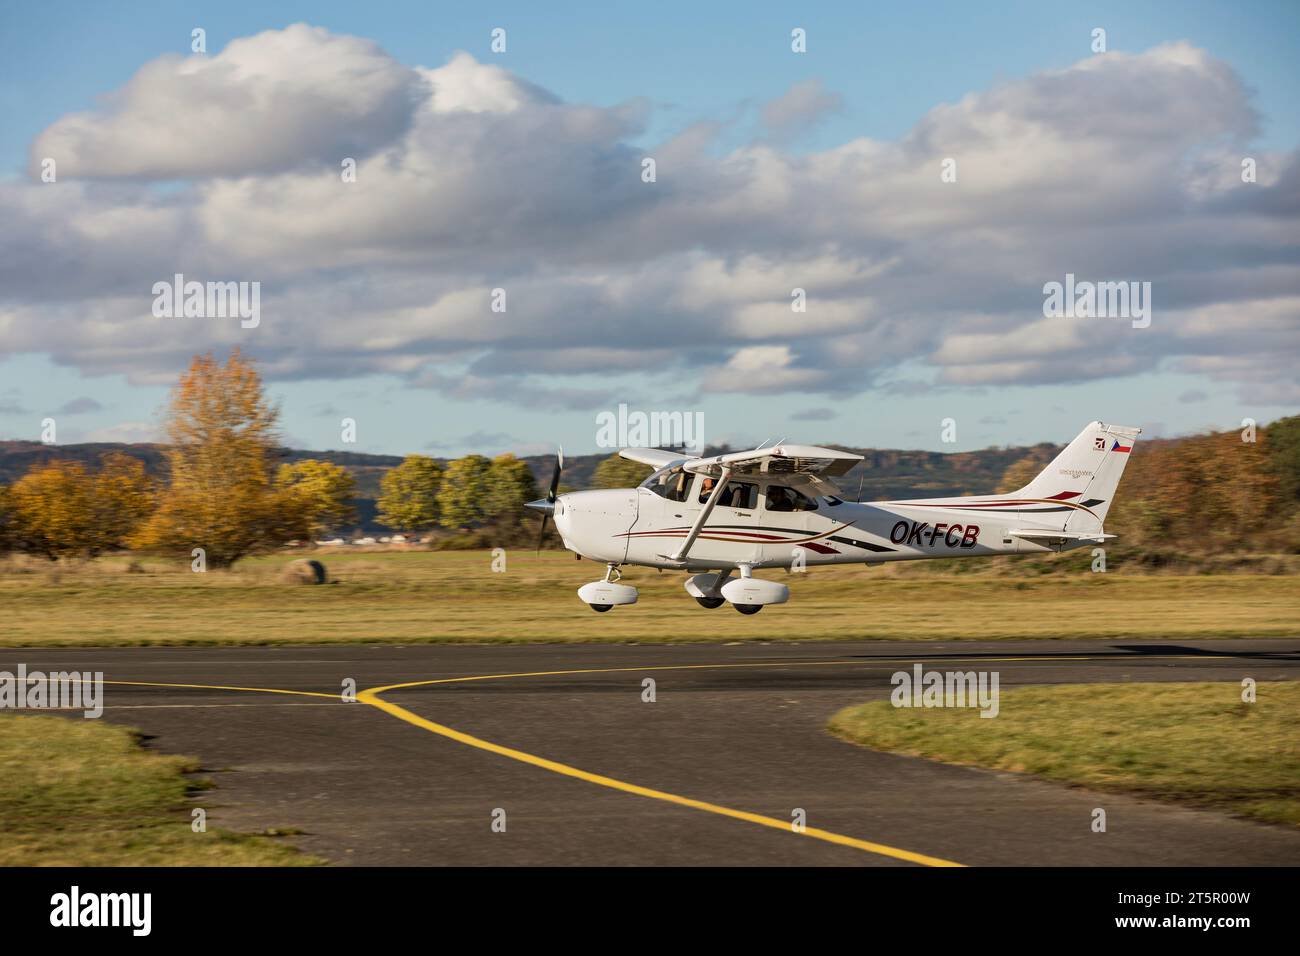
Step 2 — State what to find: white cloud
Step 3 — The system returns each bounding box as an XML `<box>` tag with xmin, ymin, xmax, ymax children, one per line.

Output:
<box><xmin>30</xmin><ymin>23</ymin><xmax>425</xmax><ymax>179</ymax></box>
<box><xmin>3</xmin><ymin>29</ymin><xmax>1297</xmax><ymax>412</ymax></box>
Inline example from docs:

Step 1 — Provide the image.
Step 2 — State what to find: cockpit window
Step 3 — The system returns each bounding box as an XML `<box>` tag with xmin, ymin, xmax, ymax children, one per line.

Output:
<box><xmin>765</xmin><ymin>485</ymin><xmax>818</xmax><ymax>512</ymax></box>
<box><xmin>644</xmin><ymin>467</ymin><xmax>692</xmax><ymax>502</ymax></box>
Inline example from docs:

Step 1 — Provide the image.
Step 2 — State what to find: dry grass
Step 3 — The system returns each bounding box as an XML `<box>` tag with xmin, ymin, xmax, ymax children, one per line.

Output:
<box><xmin>0</xmin><ymin>713</ymin><xmax>321</xmax><ymax>865</ymax></box>
<box><xmin>829</xmin><ymin>681</ymin><xmax>1300</xmax><ymax>826</ymax></box>
<box><xmin>1</xmin><ymin>550</ymin><xmax>1296</xmax><ymax>646</ymax></box>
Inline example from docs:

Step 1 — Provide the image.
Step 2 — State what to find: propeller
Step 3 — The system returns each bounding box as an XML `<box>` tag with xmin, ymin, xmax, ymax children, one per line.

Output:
<box><xmin>526</xmin><ymin>446</ymin><xmax>563</xmax><ymax>552</ymax></box>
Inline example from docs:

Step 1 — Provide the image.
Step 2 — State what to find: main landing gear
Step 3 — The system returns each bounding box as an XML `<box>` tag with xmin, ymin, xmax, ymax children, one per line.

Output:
<box><xmin>577</xmin><ymin>564</ymin><xmax>639</xmax><ymax>612</ymax></box>
<box><xmin>684</xmin><ymin>567</ymin><xmax>790</xmax><ymax>614</ymax></box>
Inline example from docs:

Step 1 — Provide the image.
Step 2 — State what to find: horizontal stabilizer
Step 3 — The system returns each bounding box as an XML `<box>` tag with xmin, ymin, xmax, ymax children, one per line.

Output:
<box><xmin>1010</xmin><ymin>529</ymin><xmax>1117</xmax><ymax>544</ymax></box>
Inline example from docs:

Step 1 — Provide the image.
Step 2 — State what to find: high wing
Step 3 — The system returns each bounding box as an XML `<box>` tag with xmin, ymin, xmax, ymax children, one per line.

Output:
<box><xmin>682</xmin><ymin>444</ymin><xmax>862</xmax><ymax>480</ymax></box>
<box><xmin>619</xmin><ymin>448</ymin><xmax>690</xmax><ymax>470</ymax></box>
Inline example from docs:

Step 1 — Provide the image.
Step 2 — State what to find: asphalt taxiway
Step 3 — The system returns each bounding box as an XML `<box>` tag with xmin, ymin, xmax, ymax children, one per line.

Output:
<box><xmin>5</xmin><ymin>639</ymin><xmax>1298</xmax><ymax>866</ymax></box>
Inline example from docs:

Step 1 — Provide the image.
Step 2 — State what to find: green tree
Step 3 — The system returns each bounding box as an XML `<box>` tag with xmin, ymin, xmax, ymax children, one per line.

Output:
<box><xmin>483</xmin><ymin>454</ymin><xmax>538</xmax><ymax>520</ymax></box>
<box><xmin>994</xmin><ymin>454</ymin><xmax>1048</xmax><ymax>494</ymax></box>
<box><xmin>376</xmin><ymin>455</ymin><xmax>443</xmax><ymax>534</ymax></box>
<box><xmin>592</xmin><ymin>453</ymin><xmax>652</xmax><ymax>489</ymax></box>
<box><xmin>436</xmin><ymin>454</ymin><xmax>494</xmax><ymax>529</ymax></box>
<box><xmin>0</xmin><ymin>484</ymin><xmax>13</xmax><ymax>554</ymax></box>
<box><xmin>1264</xmin><ymin>415</ymin><xmax>1300</xmax><ymax>504</ymax></box>
<box><xmin>275</xmin><ymin>460</ymin><xmax>357</xmax><ymax>538</ymax></box>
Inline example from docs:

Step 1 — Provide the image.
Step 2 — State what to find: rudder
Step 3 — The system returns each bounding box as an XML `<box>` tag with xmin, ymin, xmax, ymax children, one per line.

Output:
<box><xmin>1019</xmin><ymin>421</ymin><xmax>1141</xmax><ymax>530</ymax></box>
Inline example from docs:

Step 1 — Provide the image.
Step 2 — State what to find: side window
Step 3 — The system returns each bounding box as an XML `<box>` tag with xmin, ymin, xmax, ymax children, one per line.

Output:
<box><xmin>765</xmin><ymin>485</ymin><xmax>818</xmax><ymax>512</ymax></box>
<box><xmin>702</xmin><ymin>480</ymin><xmax>757</xmax><ymax>509</ymax></box>
<box><xmin>663</xmin><ymin>470</ymin><xmax>691</xmax><ymax>502</ymax></box>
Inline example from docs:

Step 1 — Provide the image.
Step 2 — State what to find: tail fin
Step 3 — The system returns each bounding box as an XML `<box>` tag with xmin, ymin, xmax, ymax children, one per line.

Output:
<box><xmin>1018</xmin><ymin>421</ymin><xmax>1141</xmax><ymax>531</ymax></box>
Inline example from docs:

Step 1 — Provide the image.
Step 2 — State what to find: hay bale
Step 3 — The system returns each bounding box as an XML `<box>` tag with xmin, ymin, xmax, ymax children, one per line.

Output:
<box><xmin>280</xmin><ymin>558</ymin><xmax>327</xmax><ymax>585</ymax></box>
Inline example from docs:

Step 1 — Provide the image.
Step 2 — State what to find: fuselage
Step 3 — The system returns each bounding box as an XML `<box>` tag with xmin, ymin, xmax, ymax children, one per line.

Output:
<box><xmin>552</xmin><ymin>472</ymin><xmax>1092</xmax><ymax>572</ymax></box>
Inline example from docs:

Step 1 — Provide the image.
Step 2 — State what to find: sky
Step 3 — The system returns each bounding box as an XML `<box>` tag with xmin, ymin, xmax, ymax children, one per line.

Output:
<box><xmin>0</xmin><ymin>0</ymin><xmax>1297</xmax><ymax>457</ymax></box>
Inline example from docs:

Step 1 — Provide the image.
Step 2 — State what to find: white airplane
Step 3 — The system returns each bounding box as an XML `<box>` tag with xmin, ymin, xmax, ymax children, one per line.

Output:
<box><xmin>527</xmin><ymin>421</ymin><xmax>1140</xmax><ymax>614</ymax></box>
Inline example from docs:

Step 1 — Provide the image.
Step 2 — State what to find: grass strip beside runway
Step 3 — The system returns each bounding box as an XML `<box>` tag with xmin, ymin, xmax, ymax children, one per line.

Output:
<box><xmin>829</xmin><ymin>681</ymin><xmax>1300</xmax><ymax>826</ymax></box>
<box><xmin>0</xmin><ymin>713</ymin><xmax>321</xmax><ymax>865</ymax></box>
<box><xmin>3</xmin><ymin>551</ymin><xmax>1298</xmax><ymax>645</ymax></box>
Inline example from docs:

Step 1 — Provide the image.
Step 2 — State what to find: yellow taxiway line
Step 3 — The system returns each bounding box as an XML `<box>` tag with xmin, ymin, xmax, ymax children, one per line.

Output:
<box><xmin>49</xmin><ymin>652</ymin><xmax>1246</xmax><ymax>866</ymax></box>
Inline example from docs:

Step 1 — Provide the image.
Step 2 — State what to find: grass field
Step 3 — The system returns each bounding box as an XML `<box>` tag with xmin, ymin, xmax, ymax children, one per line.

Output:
<box><xmin>829</xmin><ymin>681</ymin><xmax>1300</xmax><ymax>826</ymax></box>
<box><xmin>0</xmin><ymin>713</ymin><xmax>320</xmax><ymax>865</ymax></box>
<box><xmin>2</xmin><ymin>550</ymin><xmax>1297</xmax><ymax>646</ymax></box>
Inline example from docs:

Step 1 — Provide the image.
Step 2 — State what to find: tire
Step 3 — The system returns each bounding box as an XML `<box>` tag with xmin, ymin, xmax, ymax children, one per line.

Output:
<box><xmin>695</xmin><ymin>597</ymin><xmax>725</xmax><ymax>609</ymax></box>
<box><xmin>733</xmin><ymin>603</ymin><xmax>762</xmax><ymax>615</ymax></box>
<box><xmin>589</xmin><ymin>603</ymin><xmax>614</xmax><ymax>613</ymax></box>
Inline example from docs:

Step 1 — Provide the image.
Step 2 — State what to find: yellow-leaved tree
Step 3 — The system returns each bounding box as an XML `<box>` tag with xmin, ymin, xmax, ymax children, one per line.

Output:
<box><xmin>3</xmin><ymin>453</ymin><xmax>152</xmax><ymax>559</ymax></box>
<box><xmin>134</xmin><ymin>350</ymin><xmax>286</xmax><ymax>568</ymax></box>
<box><xmin>90</xmin><ymin>452</ymin><xmax>156</xmax><ymax>552</ymax></box>
<box><xmin>376</xmin><ymin>455</ymin><xmax>443</xmax><ymax>535</ymax></box>
<box><xmin>7</xmin><ymin>461</ymin><xmax>96</xmax><ymax>559</ymax></box>
<box><xmin>275</xmin><ymin>459</ymin><xmax>358</xmax><ymax>539</ymax></box>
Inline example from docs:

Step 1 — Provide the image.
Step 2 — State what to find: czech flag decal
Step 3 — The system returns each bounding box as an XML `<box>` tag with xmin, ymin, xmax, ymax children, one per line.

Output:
<box><xmin>1111</xmin><ymin>439</ymin><xmax>1132</xmax><ymax>453</ymax></box>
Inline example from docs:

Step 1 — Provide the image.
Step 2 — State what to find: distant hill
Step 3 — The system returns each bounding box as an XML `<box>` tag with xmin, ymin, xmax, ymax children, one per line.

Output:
<box><xmin>0</xmin><ymin>438</ymin><xmax>1060</xmax><ymax>533</ymax></box>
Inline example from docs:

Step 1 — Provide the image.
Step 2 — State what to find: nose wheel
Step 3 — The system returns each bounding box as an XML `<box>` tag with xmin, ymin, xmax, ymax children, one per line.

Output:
<box><xmin>578</xmin><ymin>564</ymin><xmax>638</xmax><ymax>612</ymax></box>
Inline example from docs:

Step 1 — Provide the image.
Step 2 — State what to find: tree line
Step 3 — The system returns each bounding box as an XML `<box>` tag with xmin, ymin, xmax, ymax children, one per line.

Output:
<box><xmin>996</xmin><ymin>415</ymin><xmax>1300</xmax><ymax>563</ymax></box>
<box><xmin>0</xmin><ymin>351</ymin><xmax>539</xmax><ymax>567</ymax></box>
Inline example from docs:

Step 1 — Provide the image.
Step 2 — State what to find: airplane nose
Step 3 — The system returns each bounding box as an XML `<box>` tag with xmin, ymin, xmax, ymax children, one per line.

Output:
<box><xmin>524</xmin><ymin>498</ymin><xmax>555</xmax><ymax>515</ymax></box>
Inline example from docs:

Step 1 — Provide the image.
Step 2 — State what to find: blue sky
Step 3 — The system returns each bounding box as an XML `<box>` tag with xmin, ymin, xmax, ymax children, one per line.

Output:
<box><xmin>1</xmin><ymin>1</ymin><xmax>1297</xmax><ymax>456</ymax></box>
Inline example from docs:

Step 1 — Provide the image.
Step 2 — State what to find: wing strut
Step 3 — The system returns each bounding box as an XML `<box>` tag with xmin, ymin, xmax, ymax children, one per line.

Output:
<box><xmin>668</xmin><ymin>467</ymin><xmax>732</xmax><ymax>563</ymax></box>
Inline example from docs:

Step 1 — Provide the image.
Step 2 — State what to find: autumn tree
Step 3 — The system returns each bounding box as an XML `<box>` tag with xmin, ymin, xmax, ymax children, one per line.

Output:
<box><xmin>88</xmin><ymin>452</ymin><xmax>155</xmax><ymax>553</ymax></box>
<box><xmin>275</xmin><ymin>459</ymin><xmax>357</xmax><ymax>538</ymax></box>
<box><xmin>593</xmin><ymin>453</ymin><xmax>652</xmax><ymax>489</ymax></box>
<box><xmin>5</xmin><ymin>454</ymin><xmax>154</xmax><ymax>559</ymax></box>
<box><xmin>133</xmin><ymin>350</ymin><xmax>285</xmax><ymax>568</ymax></box>
<box><xmin>436</xmin><ymin>454</ymin><xmax>494</xmax><ymax>529</ymax></box>
<box><xmin>376</xmin><ymin>455</ymin><xmax>443</xmax><ymax>535</ymax></box>
<box><xmin>7</xmin><ymin>461</ymin><xmax>96</xmax><ymax>559</ymax></box>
